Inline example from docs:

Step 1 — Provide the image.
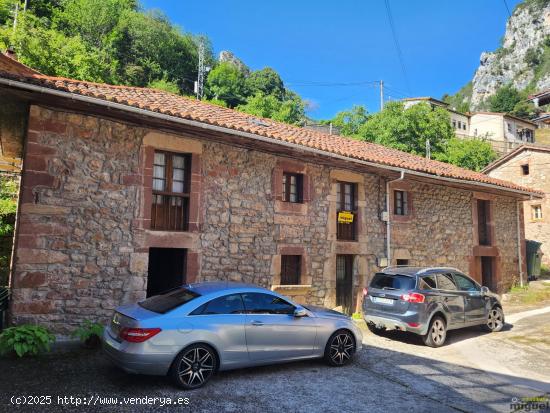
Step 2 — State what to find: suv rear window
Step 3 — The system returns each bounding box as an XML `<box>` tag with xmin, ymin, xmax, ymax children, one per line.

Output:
<box><xmin>139</xmin><ymin>288</ymin><xmax>200</xmax><ymax>314</ymax></box>
<box><xmin>370</xmin><ymin>273</ymin><xmax>416</xmax><ymax>291</ymax></box>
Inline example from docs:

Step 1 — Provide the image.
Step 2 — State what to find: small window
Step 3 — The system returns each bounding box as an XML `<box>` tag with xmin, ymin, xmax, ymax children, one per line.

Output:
<box><xmin>282</xmin><ymin>172</ymin><xmax>303</xmax><ymax>203</ymax></box>
<box><xmin>452</xmin><ymin>120</ymin><xmax>456</xmax><ymax>128</ymax></box>
<box><xmin>419</xmin><ymin>275</ymin><xmax>437</xmax><ymax>290</ymax></box>
<box><xmin>281</xmin><ymin>255</ymin><xmax>301</xmax><ymax>285</ymax></box>
<box><xmin>507</xmin><ymin>123</ymin><xmax>512</xmax><ymax>133</ymax></box>
<box><xmin>463</xmin><ymin>123</ymin><xmax>466</xmax><ymax>131</ymax></box>
<box><xmin>453</xmin><ymin>274</ymin><xmax>479</xmax><ymax>292</ymax></box>
<box><xmin>241</xmin><ymin>293</ymin><xmax>295</xmax><ymax>315</ymax></box>
<box><xmin>521</xmin><ymin>164</ymin><xmax>529</xmax><ymax>175</ymax></box>
<box><xmin>532</xmin><ymin>205</ymin><xmax>543</xmax><ymax>220</ymax></box>
<box><xmin>436</xmin><ymin>273</ymin><xmax>458</xmax><ymax>291</ymax></box>
<box><xmin>190</xmin><ymin>294</ymin><xmax>245</xmax><ymax>315</ymax></box>
<box><xmin>396</xmin><ymin>259</ymin><xmax>409</xmax><ymax>266</ymax></box>
<box><xmin>393</xmin><ymin>190</ymin><xmax>408</xmax><ymax>216</ymax></box>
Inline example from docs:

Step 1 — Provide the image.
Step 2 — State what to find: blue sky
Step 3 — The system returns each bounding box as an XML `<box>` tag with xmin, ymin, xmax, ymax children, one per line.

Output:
<box><xmin>142</xmin><ymin>0</ymin><xmax>521</xmax><ymax>119</ymax></box>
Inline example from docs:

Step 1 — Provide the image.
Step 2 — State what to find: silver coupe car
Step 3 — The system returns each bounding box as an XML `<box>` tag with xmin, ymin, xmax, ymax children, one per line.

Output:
<box><xmin>103</xmin><ymin>282</ymin><xmax>363</xmax><ymax>389</ymax></box>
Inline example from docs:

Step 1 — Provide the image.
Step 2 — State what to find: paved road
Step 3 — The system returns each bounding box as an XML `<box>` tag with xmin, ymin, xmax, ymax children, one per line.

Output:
<box><xmin>1</xmin><ymin>312</ymin><xmax>549</xmax><ymax>413</ymax></box>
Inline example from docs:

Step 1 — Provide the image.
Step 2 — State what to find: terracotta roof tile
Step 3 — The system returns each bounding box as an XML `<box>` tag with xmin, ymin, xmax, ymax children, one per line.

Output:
<box><xmin>0</xmin><ymin>55</ymin><xmax>540</xmax><ymax>196</ymax></box>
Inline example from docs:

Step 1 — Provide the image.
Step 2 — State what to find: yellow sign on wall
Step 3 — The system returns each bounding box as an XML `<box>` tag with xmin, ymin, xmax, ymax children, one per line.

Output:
<box><xmin>338</xmin><ymin>211</ymin><xmax>354</xmax><ymax>224</ymax></box>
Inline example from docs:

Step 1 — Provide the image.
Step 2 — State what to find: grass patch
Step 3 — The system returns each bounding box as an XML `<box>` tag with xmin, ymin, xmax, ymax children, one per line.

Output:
<box><xmin>506</xmin><ymin>283</ymin><xmax>550</xmax><ymax>305</ymax></box>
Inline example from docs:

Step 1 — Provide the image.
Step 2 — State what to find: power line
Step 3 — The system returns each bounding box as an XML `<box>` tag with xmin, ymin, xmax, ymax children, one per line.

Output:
<box><xmin>384</xmin><ymin>0</ymin><xmax>411</xmax><ymax>94</ymax></box>
<box><xmin>502</xmin><ymin>0</ymin><xmax>512</xmax><ymax>17</ymax></box>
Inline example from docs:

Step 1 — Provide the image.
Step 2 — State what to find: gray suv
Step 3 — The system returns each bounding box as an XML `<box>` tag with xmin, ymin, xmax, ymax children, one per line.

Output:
<box><xmin>362</xmin><ymin>266</ymin><xmax>504</xmax><ymax>347</ymax></box>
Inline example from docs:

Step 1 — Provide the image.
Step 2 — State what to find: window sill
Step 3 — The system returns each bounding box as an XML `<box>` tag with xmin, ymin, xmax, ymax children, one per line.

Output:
<box><xmin>271</xmin><ymin>284</ymin><xmax>312</xmax><ymax>294</ymax></box>
<box><xmin>275</xmin><ymin>200</ymin><xmax>308</xmax><ymax>215</ymax></box>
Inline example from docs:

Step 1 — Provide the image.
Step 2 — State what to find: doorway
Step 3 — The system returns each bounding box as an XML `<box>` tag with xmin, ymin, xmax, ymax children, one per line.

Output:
<box><xmin>481</xmin><ymin>256</ymin><xmax>494</xmax><ymax>290</ymax></box>
<box><xmin>336</xmin><ymin>255</ymin><xmax>354</xmax><ymax>315</ymax></box>
<box><xmin>146</xmin><ymin>248</ymin><xmax>187</xmax><ymax>297</ymax></box>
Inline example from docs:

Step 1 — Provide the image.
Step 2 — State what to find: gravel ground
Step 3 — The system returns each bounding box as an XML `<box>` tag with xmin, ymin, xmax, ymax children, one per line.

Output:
<box><xmin>1</xmin><ymin>322</ymin><xmax>549</xmax><ymax>413</ymax></box>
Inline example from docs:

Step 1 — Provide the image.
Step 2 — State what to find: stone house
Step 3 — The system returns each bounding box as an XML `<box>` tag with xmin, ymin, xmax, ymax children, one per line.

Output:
<box><xmin>0</xmin><ymin>54</ymin><xmax>542</xmax><ymax>333</ymax></box>
<box><xmin>483</xmin><ymin>144</ymin><xmax>550</xmax><ymax>266</ymax></box>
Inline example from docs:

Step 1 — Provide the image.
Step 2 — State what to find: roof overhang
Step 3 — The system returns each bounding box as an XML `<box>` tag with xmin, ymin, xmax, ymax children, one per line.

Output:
<box><xmin>0</xmin><ymin>78</ymin><xmax>542</xmax><ymax>201</ymax></box>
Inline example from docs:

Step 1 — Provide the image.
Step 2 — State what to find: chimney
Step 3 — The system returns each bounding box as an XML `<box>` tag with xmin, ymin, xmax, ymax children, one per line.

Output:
<box><xmin>5</xmin><ymin>46</ymin><xmax>17</xmax><ymax>61</ymax></box>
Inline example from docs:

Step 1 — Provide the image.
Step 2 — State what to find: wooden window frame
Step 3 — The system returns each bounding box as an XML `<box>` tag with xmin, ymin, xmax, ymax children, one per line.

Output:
<box><xmin>151</xmin><ymin>150</ymin><xmax>191</xmax><ymax>231</ymax></box>
<box><xmin>393</xmin><ymin>190</ymin><xmax>408</xmax><ymax>216</ymax></box>
<box><xmin>336</xmin><ymin>181</ymin><xmax>358</xmax><ymax>241</ymax></box>
<box><xmin>280</xmin><ymin>255</ymin><xmax>301</xmax><ymax>285</ymax></box>
<box><xmin>477</xmin><ymin>199</ymin><xmax>491</xmax><ymax>246</ymax></box>
<box><xmin>532</xmin><ymin>204</ymin><xmax>543</xmax><ymax>221</ymax></box>
<box><xmin>282</xmin><ymin>172</ymin><xmax>304</xmax><ymax>204</ymax></box>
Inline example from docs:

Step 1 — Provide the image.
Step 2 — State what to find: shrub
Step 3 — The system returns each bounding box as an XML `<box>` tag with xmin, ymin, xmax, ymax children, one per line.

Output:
<box><xmin>0</xmin><ymin>325</ymin><xmax>55</xmax><ymax>357</ymax></box>
<box><xmin>71</xmin><ymin>320</ymin><xmax>104</xmax><ymax>348</ymax></box>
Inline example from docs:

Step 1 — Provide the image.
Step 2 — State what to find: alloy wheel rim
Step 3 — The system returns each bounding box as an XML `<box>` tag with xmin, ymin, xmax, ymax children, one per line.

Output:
<box><xmin>431</xmin><ymin>319</ymin><xmax>445</xmax><ymax>344</ymax></box>
<box><xmin>178</xmin><ymin>347</ymin><xmax>214</xmax><ymax>386</ymax></box>
<box><xmin>487</xmin><ymin>309</ymin><xmax>503</xmax><ymax>330</ymax></box>
<box><xmin>329</xmin><ymin>333</ymin><xmax>355</xmax><ymax>365</ymax></box>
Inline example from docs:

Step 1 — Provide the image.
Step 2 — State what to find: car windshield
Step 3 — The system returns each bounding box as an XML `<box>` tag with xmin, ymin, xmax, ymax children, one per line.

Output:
<box><xmin>370</xmin><ymin>273</ymin><xmax>416</xmax><ymax>291</ymax></box>
<box><xmin>139</xmin><ymin>288</ymin><xmax>200</xmax><ymax>314</ymax></box>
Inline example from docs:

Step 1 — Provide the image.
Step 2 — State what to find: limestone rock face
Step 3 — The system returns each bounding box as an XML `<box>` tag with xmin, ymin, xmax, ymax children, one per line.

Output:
<box><xmin>469</xmin><ymin>1</ymin><xmax>550</xmax><ymax>109</ymax></box>
<box><xmin>218</xmin><ymin>50</ymin><xmax>250</xmax><ymax>75</ymax></box>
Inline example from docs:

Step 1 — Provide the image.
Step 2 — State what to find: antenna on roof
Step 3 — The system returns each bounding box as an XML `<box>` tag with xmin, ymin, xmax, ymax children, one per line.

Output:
<box><xmin>425</xmin><ymin>139</ymin><xmax>431</xmax><ymax>160</ymax></box>
<box><xmin>195</xmin><ymin>40</ymin><xmax>206</xmax><ymax>100</ymax></box>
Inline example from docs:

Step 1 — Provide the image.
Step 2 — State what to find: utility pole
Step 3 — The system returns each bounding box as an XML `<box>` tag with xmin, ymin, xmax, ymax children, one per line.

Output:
<box><xmin>379</xmin><ymin>80</ymin><xmax>384</xmax><ymax>111</ymax></box>
<box><xmin>195</xmin><ymin>41</ymin><xmax>205</xmax><ymax>100</ymax></box>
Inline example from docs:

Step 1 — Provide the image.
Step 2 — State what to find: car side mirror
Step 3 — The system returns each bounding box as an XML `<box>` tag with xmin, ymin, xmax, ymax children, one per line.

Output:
<box><xmin>293</xmin><ymin>307</ymin><xmax>307</xmax><ymax>317</ymax></box>
<box><xmin>480</xmin><ymin>286</ymin><xmax>490</xmax><ymax>296</ymax></box>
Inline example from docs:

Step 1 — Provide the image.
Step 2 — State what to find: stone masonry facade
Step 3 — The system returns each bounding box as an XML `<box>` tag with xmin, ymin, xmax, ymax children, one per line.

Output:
<box><xmin>9</xmin><ymin>105</ymin><xmax>526</xmax><ymax>333</ymax></box>
<box><xmin>486</xmin><ymin>148</ymin><xmax>550</xmax><ymax>266</ymax></box>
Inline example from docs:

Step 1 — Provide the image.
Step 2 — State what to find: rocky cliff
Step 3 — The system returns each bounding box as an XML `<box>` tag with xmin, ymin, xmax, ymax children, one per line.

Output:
<box><xmin>455</xmin><ymin>0</ymin><xmax>550</xmax><ymax>110</ymax></box>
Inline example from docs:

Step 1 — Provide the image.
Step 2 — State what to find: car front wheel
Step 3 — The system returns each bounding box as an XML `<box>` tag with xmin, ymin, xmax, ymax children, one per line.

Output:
<box><xmin>483</xmin><ymin>307</ymin><xmax>505</xmax><ymax>332</ymax></box>
<box><xmin>170</xmin><ymin>344</ymin><xmax>217</xmax><ymax>390</ymax></box>
<box><xmin>324</xmin><ymin>330</ymin><xmax>356</xmax><ymax>366</ymax></box>
<box><xmin>422</xmin><ymin>316</ymin><xmax>447</xmax><ymax>347</ymax></box>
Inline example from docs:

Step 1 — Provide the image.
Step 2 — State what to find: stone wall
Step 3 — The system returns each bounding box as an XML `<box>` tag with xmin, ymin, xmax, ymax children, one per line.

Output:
<box><xmin>487</xmin><ymin>149</ymin><xmax>550</xmax><ymax>266</ymax></box>
<box><xmin>9</xmin><ymin>105</ymin><xmax>525</xmax><ymax>333</ymax></box>
<box><xmin>0</xmin><ymin>95</ymin><xmax>26</xmax><ymax>172</ymax></box>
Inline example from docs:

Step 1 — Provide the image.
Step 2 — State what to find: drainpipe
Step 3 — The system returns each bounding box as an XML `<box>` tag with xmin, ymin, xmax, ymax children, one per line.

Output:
<box><xmin>386</xmin><ymin>171</ymin><xmax>405</xmax><ymax>265</ymax></box>
<box><xmin>516</xmin><ymin>200</ymin><xmax>524</xmax><ymax>287</ymax></box>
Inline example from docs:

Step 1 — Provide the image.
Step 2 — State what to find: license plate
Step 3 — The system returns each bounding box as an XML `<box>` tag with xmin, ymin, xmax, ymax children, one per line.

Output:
<box><xmin>371</xmin><ymin>296</ymin><xmax>394</xmax><ymax>305</ymax></box>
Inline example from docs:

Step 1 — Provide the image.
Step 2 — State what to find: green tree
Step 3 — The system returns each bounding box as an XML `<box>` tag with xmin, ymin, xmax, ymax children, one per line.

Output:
<box><xmin>237</xmin><ymin>92</ymin><xmax>305</xmax><ymax>125</ymax></box>
<box><xmin>434</xmin><ymin>138</ymin><xmax>497</xmax><ymax>171</ymax></box>
<box><xmin>206</xmin><ymin>62</ymin><xmax>248</xmax><ymax>107</ymax></box>
<box><xmin>327</xmin><ymin>105</ymin><xmax>369</xmax><ymax>137</ymax></box>
<box><xmin>489</xmin><ymin>85</ymin><xmax>521</xmax><ymax>113</ymax></box>
<box><xmin>358</xmin><ymin>102</ymin><xmax>454</xmax><ymax>156</ymax></box>
<box><xmin>245</xmin><ymin>67</ymin><xmax>284</xmax><ymax>99</ymax></box>
<box><xmin>148</xmin><ymin>78</ymin><xmax>180</xmax><ymax>95</ymax></box>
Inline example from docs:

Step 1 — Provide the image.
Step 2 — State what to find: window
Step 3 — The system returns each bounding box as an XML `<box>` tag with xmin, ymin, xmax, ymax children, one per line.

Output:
<box><xmin>241</xmin><ymin>293</ymin><xmax>295</xmax><ymax>315</ymax></box>
<box><xmin>139</xmin><ymin>288</ymin><xmax>200</xmax><ymax>314</ymax></box>
<box><xmin>419</xmin><ymin>275</ymin><xmax>437</xmax><ymax>290</ymax></box>
<box><xmin>463</xmin><ymin>123</ymin><xmax>466</xmax><ymax>131</ymax></box>
<box><xmin>507</xmin><ymin>122</ymin><xmax>512</xmax><ymax>133</ymax></box>
<box><xmin>280</xmin><ymin>255</ymin><xmax>301</xmax><ymax>285</ymax></box>
<box><xmin>453</xmin><ymin>274</ymin><xmax>479</xmax><ymax>292</ymax></box>
<box><xmin>370</xmin><ymin>273</ymin><xmax>416</xmax><ymax>291</ymax></box>
<box><xmin>521</xmin><ymin>164</ymin><xmax>530</xmax><ymax>175</ymax></box>
<box><xmin>190</xmin><ymin>294</ymin><xmax>245</xmax><ymax>315</ymax></box>
<box><xmin>452</xmin><ymin>120</ymin><xmax>456</xmax><ymax>129</ymax></box>
<box><xmin>477</xmin><ymin>199</ymin><xmax>491</xmax><ymax>245</ymax></box>
<box><xmin>396</xmin><ymin>259</ymin><xmax>409</xmax><ymax>266</ymax></box>
<box><xmin>457</xmin><ymin>121</ymin><xmax>462</xmax><ymax>129</ymax></box>
<box><xmin>337</xmin><ymin>182</ymin><xmax>358</xmax><ymax>241</ymax></box>
<box><xmin>282</xmin><ymin>172</ymin><xmax>303</xmax><ymax>203</ymax></box>
<box><xmin>394</xmin><ymin>190</ymin><xmax>408</xmax><ymax>216</ymax></box>
<box><xmin>532</xmin><ymin>205</ymin><xmax>543</xmax><ymax>220</ymax></box>
<box><xmin>435</xmin><ymin>273</ymin><xmax>457</xmax><ymax>290</ymax></box>
<box><xmin>151</xmin><ymin>151</ymin><xmax>190</xmax><ymax>231</ymax></box>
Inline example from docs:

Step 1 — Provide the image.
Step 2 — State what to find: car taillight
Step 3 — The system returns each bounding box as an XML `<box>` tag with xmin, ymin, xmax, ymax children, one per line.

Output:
<box><xmin>362</xmin><ymin>287</ymin><xmax>369</xmax><ymax>296</ymax></box>
<box><xmin>400</xmin><ymin>292</ymin><xmax>425</xmax><ymax>304</ymax></box>
<box><xmin>119</xmin><ymin>327</ymin><xmax>161</xmax><ymax>343</ymax></box>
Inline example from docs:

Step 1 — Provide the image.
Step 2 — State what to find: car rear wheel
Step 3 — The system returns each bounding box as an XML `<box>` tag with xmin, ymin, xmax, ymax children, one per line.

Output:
<box><xmin>422</xmin><ymin>316</ymin><xmax>447</xmax><ymax>347</ymax></box>
<box><xmin>170</xmin><ymin>344</ymin><xmax>217</xmax><ymax>390</ymax></box>
<box><xmin>324</xmin><ymin>329</ymin><xmax>356</xmax><ymax>367</ymax></box>
<box><xmin>367</xmin><ymin>323</ymin><xmax>386</xmax><ymax>336</ymax></box>
<box><xmin>483</xmin><ymin>307</ymin><xmax>504</xmax><ymax>332</ymax></box>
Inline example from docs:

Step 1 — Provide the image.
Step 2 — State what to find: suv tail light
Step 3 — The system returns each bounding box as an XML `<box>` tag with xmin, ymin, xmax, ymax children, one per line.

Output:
<box><xmin>362</xmin><ymin>287</ymin><xmax>369</xmax><ymax>296</ymax></box>
<box><xmin>120</xmin><ymin>327</ymin><xmax>161</xmax><ymax>343</ymax></box>
<box><xmin>400</xmin><ymin>292</ymin><xmax>425</xmax><ymax>304</ymax></box>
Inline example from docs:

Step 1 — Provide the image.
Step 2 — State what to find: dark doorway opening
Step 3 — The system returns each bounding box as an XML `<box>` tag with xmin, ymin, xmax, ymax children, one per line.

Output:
<box><xmin>336</xmin><ymin>255</ymin><xmax>354</xmax><ymax>315</ymax></box>
<box><xmin>481</xmin><ymin>256</ymin><xmax>494</xmax><ymax>290</ymax></box>
<box><xmin>396</xmin><ymin>259</ymin><xmax>409</xmax><ymax>266</ymax></box>
<box><xmin>147</xmin><ymin>248</ymin><xmax>187</xmax><ymax>297</ymax></box>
